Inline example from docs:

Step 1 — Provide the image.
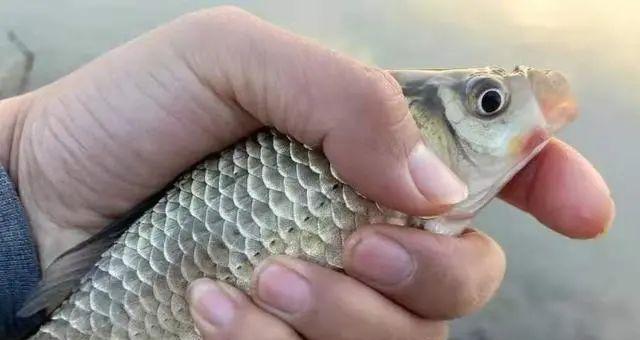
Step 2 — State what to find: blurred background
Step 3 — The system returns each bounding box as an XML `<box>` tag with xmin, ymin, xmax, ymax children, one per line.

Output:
<box><xmin>0</xmin><ymin>1</ymin><xmax>637</xmax><ymax>339</ymax></box>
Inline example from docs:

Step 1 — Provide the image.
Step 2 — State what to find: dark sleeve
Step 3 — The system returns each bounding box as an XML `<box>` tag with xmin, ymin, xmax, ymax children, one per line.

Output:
<box><xmin>0</xmin><ymin>166</ymin><xmax>44</xmax><ymax>339</ymax></box>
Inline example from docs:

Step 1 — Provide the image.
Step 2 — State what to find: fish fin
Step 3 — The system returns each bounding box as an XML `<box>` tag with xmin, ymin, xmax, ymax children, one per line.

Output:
<box><xmin>17</xmin><ymin>190</ymin><xmax>166</xmax><ymax>318</ymax></box>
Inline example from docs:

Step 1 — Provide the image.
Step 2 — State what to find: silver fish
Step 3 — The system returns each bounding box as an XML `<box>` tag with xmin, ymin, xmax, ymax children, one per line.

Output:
<box><xmin>21</xmin><ymin>66</ymin><xmax>577</xmax><ymax>339</ymax></box>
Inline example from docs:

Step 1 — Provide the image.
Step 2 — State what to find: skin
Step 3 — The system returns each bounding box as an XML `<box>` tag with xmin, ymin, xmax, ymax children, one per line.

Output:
<box><xmin>0</xmin><ymin>7</ymin><xmax>614</xmax><ymax>340</ymax></box>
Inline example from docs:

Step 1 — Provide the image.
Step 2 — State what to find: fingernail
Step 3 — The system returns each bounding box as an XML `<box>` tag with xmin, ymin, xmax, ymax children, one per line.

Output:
<box><xmin>409</xmin><ymin>142</ymin><xmax>468</xmax><ymax>205</ymax></box>
<box><xmin>188</xmin><ymin>280</ymin><xmax>236</xmax><ymax>328</ymax></box>
<box><xmin>348</xmin><ymin>232</ymin><xmax>415</xmax><ymax>286</ymax></box>
<box><xmin>256</xmin><ymin>261</ymin><xmax>312</xmax><ymax>315</ymax></box>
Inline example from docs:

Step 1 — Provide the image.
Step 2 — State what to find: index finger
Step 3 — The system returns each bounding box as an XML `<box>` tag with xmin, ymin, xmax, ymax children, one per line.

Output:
<box><xmin>500</xmin><ymin>138</ymin><xmax>615</xmax><ymax>238</ymax></box>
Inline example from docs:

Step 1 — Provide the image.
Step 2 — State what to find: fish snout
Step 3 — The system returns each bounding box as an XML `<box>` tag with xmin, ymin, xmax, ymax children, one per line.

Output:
<box><xmin>527</xmin><ymin>68</ymin><xmax>579</xmax><ymax>133</ymax></box>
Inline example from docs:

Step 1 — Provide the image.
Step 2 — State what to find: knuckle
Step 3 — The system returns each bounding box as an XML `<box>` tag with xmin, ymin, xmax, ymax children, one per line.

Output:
<box><xmin>177</xmin><ymin>6</ymin><xmax>256</xmax><ymax>35</ymax></box>
<box><xmin>191</xmin><ymin>6</ymin><xmax>253</xmax><ymax>23</ymax></box>
<box><xmin>349</xmin><ymin>67</ymin><xmax>416</xmax><ymax>156</ymax></box>
<box><xmin>363</xmin><ymin>68</ymin><xmax>407</xmax><ymax>117</ymax></box>
<box><xmin>367</xmin><ymin>67</ymin><xmax>405</xmax><ymax>100</ymax></box>
<box><xmin>207</xmin><ymin>5</ymin><xmax>251</xmax><ymax>16</ymax></box>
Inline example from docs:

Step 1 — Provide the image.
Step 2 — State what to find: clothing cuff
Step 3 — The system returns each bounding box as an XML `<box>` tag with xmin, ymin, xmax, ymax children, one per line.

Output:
<box><xmin>0</xmin><ymin>166</ymin><xmax>44</xmax><ymax>338</ymax></box>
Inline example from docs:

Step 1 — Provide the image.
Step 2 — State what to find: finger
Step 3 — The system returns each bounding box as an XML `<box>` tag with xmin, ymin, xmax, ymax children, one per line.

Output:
<box><xmin>187</xmin><ymin>278</ymin><xmax>301</xmax><ymax>340</ymax></box>
<box><xmin>343</xmin><ymin>224</ymin><xmax>505</xmax><ymax>319</ymax></box>
<box><xmin>250</xmin><ymin>256</ymin><xmax>448</xmax><ymax>340</ymax></box>
<box><xmin>500</xmin><ymin>138</ymin><xmax>615</xmax><ymax>238</ymax></box>
<box><xmin>19</xmin><ymin>5</ymin><xmax>465</xmax><ymax>233</ymax></box>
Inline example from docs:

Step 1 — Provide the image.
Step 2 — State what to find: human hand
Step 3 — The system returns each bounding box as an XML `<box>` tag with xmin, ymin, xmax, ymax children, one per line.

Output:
<box><xmin>0</xmin><ymin>7</ymin><xmax>614</xmax><ymax>339</ymax></box>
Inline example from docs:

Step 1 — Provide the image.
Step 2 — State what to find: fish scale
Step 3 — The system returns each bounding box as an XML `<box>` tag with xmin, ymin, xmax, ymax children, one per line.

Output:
<box><xmin>34</xmin><ymin>129</ymin><xmax>414</xmax><ymax>340</ymax></box>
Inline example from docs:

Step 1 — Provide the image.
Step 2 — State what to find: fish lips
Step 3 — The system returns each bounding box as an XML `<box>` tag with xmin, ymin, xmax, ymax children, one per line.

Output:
<box><xmin>521</xmin><ymin>66</ymin><xmax>579</xmax><ymax>134</ymax></box>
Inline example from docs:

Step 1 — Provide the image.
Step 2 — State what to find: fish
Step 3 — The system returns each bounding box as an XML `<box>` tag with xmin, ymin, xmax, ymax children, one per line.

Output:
<box><xmin>20</xmin><ymin>66</ymin><xmax>577</xmax><ymax>339</ymax></box>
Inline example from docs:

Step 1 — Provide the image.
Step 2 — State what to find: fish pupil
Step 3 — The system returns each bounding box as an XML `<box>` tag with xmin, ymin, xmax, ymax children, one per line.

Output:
<box><xmin>480</xmin><ymin>89</ymin><xmax>502</xmax><ymax>114</ymax></box>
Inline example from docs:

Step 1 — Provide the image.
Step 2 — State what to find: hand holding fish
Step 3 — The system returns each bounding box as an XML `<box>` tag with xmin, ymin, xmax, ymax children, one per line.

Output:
<box><xmin>0</xmin><ymin>7</ymin><xmax>614</xmax><ymax>340</ymax></box>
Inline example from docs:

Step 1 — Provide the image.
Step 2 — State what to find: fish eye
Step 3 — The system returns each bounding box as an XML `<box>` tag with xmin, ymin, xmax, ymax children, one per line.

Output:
<box><xmin>466</xmin><ymin>76</ymin><xmax>510</xmax><ymax>118</ymax></box>
<box><xmin>477</xmin><ymin>88</ymin><xmax>505</xmax><ymax>116</ymax></box>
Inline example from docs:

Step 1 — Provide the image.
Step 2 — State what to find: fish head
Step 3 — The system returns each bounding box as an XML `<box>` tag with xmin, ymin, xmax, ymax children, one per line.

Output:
<box><xmin>392</xmin><ymin>66</ymin><xmax>578</xmax><ymax>217</ymax></box>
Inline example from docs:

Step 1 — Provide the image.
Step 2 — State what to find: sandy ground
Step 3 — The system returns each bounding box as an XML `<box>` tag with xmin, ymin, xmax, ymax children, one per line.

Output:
<box><xmin>1</xmin><ymin>1</ymin><xmax>638</xmax><ymax>339</ymax></box>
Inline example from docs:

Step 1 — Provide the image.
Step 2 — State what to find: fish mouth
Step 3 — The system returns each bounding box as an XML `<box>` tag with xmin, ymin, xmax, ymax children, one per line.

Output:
<box><xmin>517</xmin><ymin>66</ymin><xmax>579</xmax><ymax>134</ymax></box>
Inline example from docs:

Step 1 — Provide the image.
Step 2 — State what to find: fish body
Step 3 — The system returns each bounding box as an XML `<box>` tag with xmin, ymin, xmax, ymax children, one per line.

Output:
<box><xmin>24</xmin><ymin>66</ymin><xmax>577</xmax><ymax>339</ymax></box>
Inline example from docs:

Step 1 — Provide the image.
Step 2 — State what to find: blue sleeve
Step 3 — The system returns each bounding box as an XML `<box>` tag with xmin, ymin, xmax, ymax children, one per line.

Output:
<box><xmin>0</xmin><ymin>166</ymin><xmax>44</xmax><ymax>339</ymax></box>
